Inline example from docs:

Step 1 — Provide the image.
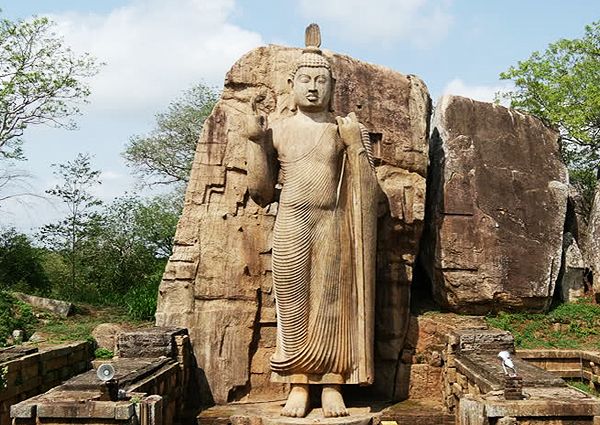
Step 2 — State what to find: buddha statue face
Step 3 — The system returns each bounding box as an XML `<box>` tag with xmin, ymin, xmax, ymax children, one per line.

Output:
<box><xmin>291</xmin><ymin>66</ymin><xmax>332</xmax><ymax>113</ymax></box>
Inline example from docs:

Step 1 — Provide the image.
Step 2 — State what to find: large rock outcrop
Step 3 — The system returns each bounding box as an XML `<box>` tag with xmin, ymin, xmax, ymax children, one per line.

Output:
<box><xmin>155</xmin><ymin>45</ymin><xmax>431</xmax><ymax>403</ymax></box>
<box><xmin>421</xmin><ymin>95</ymin><xmax>569</xmax><ymax>313</ymax></box>
<box><xmin>586</xmin><ymin>183</ymin><xmax>600</xmax><ymax>300</ymax></box>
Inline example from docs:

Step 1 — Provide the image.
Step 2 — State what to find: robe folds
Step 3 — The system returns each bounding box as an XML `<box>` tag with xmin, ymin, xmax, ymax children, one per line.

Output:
<box><xmin>270</xmin><ymin>122</ymin><xmax>378</xmax><ymax>385</ymax></box>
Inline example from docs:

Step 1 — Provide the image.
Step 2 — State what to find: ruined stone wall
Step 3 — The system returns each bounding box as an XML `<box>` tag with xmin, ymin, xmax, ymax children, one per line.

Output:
<box><xmin>11</xmin><ymin>328</ymin><xmax>194</xmax><ymax>425</ymax></box>
<box><xmin>155</xmin><ymin>45</ymin><xmax>431</xmax><ymax>403</ymax></box>
<box><xmin>519</xmin><ymin>349</ymin><xmax>600</xmax><ymax>383</ymax></box>
<box><xmin>0</xmin><ymin>341</ymin><xmax>92</xmax><ymax>425</ymax></box>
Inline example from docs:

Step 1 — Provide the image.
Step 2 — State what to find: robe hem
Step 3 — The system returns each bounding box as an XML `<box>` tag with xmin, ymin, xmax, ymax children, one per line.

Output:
<box><xmin>270</xmin><ymin>371</ymin><xmax>368</xmax><ymax>385</ymax></box>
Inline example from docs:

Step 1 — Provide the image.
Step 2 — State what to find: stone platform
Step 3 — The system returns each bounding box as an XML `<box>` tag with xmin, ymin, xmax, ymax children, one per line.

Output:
<box><xmin>197</xmin><ymin>399</ymin><xmax>454</xmax><ymax>425</ymax></box>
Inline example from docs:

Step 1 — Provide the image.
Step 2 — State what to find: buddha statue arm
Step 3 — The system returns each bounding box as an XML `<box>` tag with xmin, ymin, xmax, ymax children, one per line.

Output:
<box><xmin>244</xmin><ymin>114</ymin><xmax>278</xmax><ymax>207</ymax></box>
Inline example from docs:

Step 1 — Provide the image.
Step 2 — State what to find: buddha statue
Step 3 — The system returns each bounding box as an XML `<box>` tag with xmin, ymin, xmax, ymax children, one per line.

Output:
<box><xmin>245</xmin><ymin>24</ymin><xmax>378</xmax><ymax>418</ymax></box>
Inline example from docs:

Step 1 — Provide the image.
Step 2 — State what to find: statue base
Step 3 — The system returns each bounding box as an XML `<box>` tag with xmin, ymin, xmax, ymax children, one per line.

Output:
<box><xmin>198</xmin><ymin>402</ymin><xmax>378</xmax><ymax>425</ymax></box>
<box><xmin>262</xmin><ymin>410</ymin><xmax>374</xmax><ymax>425</ymax></box>
<box><xmin>197</xmin><ymin>399</ymin><xmax>453</xmax><ymax>425</ymax></box>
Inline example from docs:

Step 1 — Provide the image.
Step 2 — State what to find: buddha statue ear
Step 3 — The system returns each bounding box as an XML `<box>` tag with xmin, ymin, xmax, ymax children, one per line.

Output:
<box><xmin>329</xmin><ymin>76</ymin><xmax>336</xmax><ymax>112</ymax></box>
<box><xmin>288</xmin><ymin>77</ymin><xmax>297</xmax><ymax>112</ymax></box>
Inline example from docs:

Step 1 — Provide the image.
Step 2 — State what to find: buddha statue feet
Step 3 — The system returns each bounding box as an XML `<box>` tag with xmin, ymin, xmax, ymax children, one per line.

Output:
<box><xmin>281</xmin><ymin>384</ymin><xmax>310</xmax><ymax>417</ymax></box>
<box><xmin>322</xmin><ymin>385</ymin><xmax>349</xmax><ymax>417</ymax></box>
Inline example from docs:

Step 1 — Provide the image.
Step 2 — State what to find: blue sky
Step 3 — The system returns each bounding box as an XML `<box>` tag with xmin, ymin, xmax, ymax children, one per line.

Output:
<box><xmin>1</xmin><ymin>0</ymin><xmax>598</xmax><ymax>231</ymax></box>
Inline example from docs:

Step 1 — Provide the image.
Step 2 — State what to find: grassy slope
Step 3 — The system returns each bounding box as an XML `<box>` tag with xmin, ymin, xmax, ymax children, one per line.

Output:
<box><xmin>31</xmin><ymin>304</ymin><xmax>153</xmax><ymax>345</ymax></box>
<box><xmin>485</xmin><ymin>297</ymin><xmax>600</xmax><ymax>350</ymax></box>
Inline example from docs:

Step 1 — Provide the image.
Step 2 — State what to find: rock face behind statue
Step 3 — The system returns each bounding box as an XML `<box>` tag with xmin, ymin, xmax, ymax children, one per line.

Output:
<box><xmin>155</xmin><ymin>45</ymin><xmax>431</xmax><ymax>404</ymax></box>
<box><xmin>421</xmin><ymin>95</ymin><xmax>569</xmax><ymax>313</ymax></box>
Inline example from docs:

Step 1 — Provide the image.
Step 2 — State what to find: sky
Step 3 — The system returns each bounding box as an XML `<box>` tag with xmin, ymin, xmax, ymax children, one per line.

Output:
<box><xmin>1</xmin><ymin>0</ymin><xmax>598</xmax><ymax>232</ymax></box>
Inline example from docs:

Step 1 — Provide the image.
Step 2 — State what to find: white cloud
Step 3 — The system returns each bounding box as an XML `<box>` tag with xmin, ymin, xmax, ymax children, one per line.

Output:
<box><xmin>442</xmin><ymin>78</ymin><xmax>513</xmax><ymax>105</ymax></box>
<box><xmin>100</xmin><ymin>170</ymin><xmax>124</xmax><ymax>181</ymax></box>
<box><xmin>299</xmin><ymin>0</ymin><xmax>453</xmax><ymax>47</ymax></box>
<box><xmin>49</xmin><ymin>0</ymin><xmax>264</xmax><ymax>115</ymax></box>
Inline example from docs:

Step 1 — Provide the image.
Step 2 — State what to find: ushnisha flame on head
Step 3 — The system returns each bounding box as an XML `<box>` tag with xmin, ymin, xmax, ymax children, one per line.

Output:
<box><xmin>291</xmin><ymin>23</ymin><xmax>331</xmax><ymax>78</ymax></box>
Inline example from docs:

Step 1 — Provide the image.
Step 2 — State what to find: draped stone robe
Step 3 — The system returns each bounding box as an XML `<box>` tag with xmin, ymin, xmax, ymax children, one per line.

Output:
<box><xmin>267</xmin><ymin>117</ymin><xmax>378</xmax><ymax>385</ymax></box>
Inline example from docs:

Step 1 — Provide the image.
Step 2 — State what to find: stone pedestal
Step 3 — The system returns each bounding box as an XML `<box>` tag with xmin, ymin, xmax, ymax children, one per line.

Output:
<box><xmin>261</xmin><ymin>413</ymin><xmax>374</xmax><ymax>425</ymax></box>
<box><xmin>198</xmin><ymin>403</ymin><xmax>378</xmax><ymax>425</ymax></box>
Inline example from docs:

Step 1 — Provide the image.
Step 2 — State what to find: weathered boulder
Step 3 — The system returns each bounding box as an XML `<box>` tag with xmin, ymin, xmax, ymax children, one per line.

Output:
<box><xmin>559</xmin><ymin>233</ymin><xmax>587</xmax><ymax>302</ymax></box>
<box><xmin>91</xmin><ymin>323</ymin><xmax>130</xmax><ymax>353</ymax></box>
<box><xmin>421</xmin><ymin>95</ymin><xmax>569</xmax><ymax>313</ymax></box>
<box><xmin>586</xmin><ymin>183</ymin><xmax>600</xmax><ymax>301</ymax></box>
<box><xmin>155</xmin><ymin>45</ymin><xmax>431</xmax><ymax>403</ymax></box>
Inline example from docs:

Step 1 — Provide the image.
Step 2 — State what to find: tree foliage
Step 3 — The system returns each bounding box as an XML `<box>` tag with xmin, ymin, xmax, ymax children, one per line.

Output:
<box><xmin>83</xmin><ymin>193</ymin><xmax>180</xmax><ymax>298</ymax></box>
<box><xmin>0</xmin><ymin>291</ymin><xmax>36</xmax><ymax>347</ymax></box>
<box><xmin>0</xmin><ymin>15</ymin><xmax>100</xmax><ymax>159</ymax></box>
<box><xmin>499</xmin><ymin>21</ymin><xmax>600</xmax><ymax>212</ymax></box>
<box><xmin>39</xmin><ymin>153</ymin><xmax>102</xmax><ymax>292</ymax></box>
<box><xmin>0</xmin><ymin>228</ymin><xmax>49</xmax><ymax>293</ymax></box>
<box><xmin>123</xmin><ymin>83</ymin><xmax>218</xmax><ymax>186</ymax></box>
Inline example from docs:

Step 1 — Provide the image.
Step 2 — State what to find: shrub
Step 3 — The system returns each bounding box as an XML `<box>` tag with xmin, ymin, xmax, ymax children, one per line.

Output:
<box><xmin>94</xmin><ymin>347</ymin><xmax>114</xmax><ymax>359</ymax></box>
<box><xmin>123</xmin><ymin>269</ymin><xmax>162</xmax><ymax>321</ymax></box>
<box><xmin>0</xmin><ymin>291</ymin><xmax>37</xmax><ymax>346</ymax></box>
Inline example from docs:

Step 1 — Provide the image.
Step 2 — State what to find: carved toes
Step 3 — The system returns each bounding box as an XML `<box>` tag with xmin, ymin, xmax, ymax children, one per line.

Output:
<box><xmin>323</xmin><ymin>406</ymin><xmax>349</xmax><ymax>417</ymax></box>
<box><xmin>321</xmin><ymin>385</ymin><xmax>349</xmax><ymax>418</ymax></box>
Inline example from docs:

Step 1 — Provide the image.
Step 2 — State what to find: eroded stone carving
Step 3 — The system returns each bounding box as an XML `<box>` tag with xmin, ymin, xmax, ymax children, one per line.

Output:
<box><xmin>244</xmin><ymin>24</ymin><xmax>378</xmax><ymax>418</ymax></box>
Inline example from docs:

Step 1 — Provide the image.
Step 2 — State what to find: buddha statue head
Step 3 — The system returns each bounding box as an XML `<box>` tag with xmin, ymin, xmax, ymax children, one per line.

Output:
<box><xmin>289</xmin><ymin>24</ymin><xmax>334</xmax><ymax>113</ymax></box>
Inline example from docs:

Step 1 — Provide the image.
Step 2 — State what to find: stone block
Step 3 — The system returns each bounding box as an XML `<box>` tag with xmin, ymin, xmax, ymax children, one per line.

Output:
<box><xmin>117</xmin><ymin>327</ymin><xmax>187</xmax><ymax>359</ymax></box>
<box><xmin>455</xmin><ymin>329</ymin><xmax>515</xmax><ymax>354</ymax></box>
<box><xmin>12</xmin><ymin>292</ymin><xmax>73</xmax><ymax>317</ymax></box>
<box><xmin>115</xmin><ymin>403</ymin><xmax>135</xmax><ymax>420</ymax></box>
<box><xmin>10</xmin><ymin>401</ymin><xmax>36</xmax><ymax>419</ymax></box>
<box><xmin>407</xmin><ymin>364</ymin><xmax>442</xmax><ymax>401</ymax></box>
<box><xmin>92</xmin><ymin>323</ymin><xmax>130</xmax><ymax>353</ymax></box>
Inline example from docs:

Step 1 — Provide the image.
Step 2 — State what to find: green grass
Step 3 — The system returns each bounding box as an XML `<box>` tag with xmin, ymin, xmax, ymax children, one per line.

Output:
<box><xmin>486</xmin><ymin>298</ymin><xmax>600</xmax><ymax>350</ymax></box>
<box><xmin>32</xmin><ymin>304</ymin><xmax>152</xmax><ymax>345</ymax></box>
<box><xmin>94</xmin><ymin>347</ymin><xmax>114</xmax><ymax>359</ymax></box>
<box><xmin>567</xmin><ymin>380</ymin><xmax>600</xmax><ymax>397</ymax></box>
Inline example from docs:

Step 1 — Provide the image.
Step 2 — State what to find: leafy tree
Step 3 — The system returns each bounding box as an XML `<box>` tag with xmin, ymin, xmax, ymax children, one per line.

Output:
<box><xmin>0</xmin><ymin>228</ymin><xmax>50</xmax><ymax>293</ymax></box>
<box><xmin>131</xmin><ymin>191</ymin><xmax>182</xmax><ymax>258</ymax></box>
<box><xmin>123</xmin><ymin>83</ymin><xmax>219</xmax><ymax>186</ymax></box>
<box><xmin>86</xmin><ymin>193</ymin><xmax>180</xmax><ymax>290</ymax></box>
<box><xmin>39</xmin><ymin>153</ymin><xmax>102</xmax><ymax>293</ymax></box>
<box><xmin>39</xmin><ymin>192</ymin><xmax>180</xmax><ymax>311</ymax></box>
<box><xmin>499</xmin><ymin>21</ymin><xmax>600</xmax><ymax>215</ymax></box>
<box><xmin>0</xmin><ymin>15</ymin><xmax>100</xmax><ymax>159</ymax></box>
<box><xmin>82</xmin><ymin>196</ymin><xmax>155</xmax><ymax>298</ymax></box>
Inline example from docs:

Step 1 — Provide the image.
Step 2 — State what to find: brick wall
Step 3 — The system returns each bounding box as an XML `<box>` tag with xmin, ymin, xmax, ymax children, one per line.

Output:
<box><xmin>0</xmin><ymin>341</ymin><xmax>93</xmax><ymax>425</ymax></box>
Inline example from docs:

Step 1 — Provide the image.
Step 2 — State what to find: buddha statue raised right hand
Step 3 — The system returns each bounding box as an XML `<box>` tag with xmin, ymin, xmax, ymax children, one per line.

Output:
<box><xmin>242</xmin><ymin>95</ymin><xmax>268</xmax><ymax>142</ymax></box>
